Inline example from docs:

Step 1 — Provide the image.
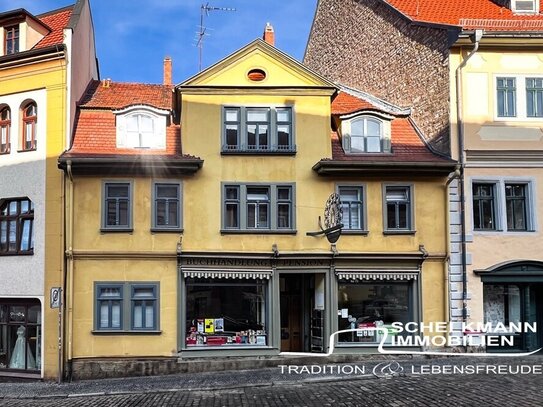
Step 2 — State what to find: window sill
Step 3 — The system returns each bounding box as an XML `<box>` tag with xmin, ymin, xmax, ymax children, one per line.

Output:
<box><xmin>342</xmin><ymin>230</ymin><xmax>369</xmax><ymax>236</ymax></box>
<box><xmin>17</xmin><ymin>148</ymin><xmax>37</xmax><ymax>153</ymax></box>
<box><xmin>0</xmin><ymin>150</ymin><xmax>10</xmax><ymax>155</ymax></box>
<box><xmin>151</xmin><ymin>228</ymin><xmax>184</xmax><ymax>233</ymax></box>
<box><xmin>92</xmin><ymin>330</ymin><xmax>162</xmax><ymax>335</ymax></box>
<box><xmin>0</xmin><ymin>251</ymin><xmax>34</xmax><ymax>256</ymax></box>
<box><xmin>221</xmin><ymin>229</ymin><xmax>297</xmax><ymax>235</ymax></box>
<box><xmin>221</xmin><ymin>149</ymin><xmax>296</xmax><ymax>156</ymax></box>
<box><xmin>100</xmin><ymin>228</ymin><xmax>133</xmax><ymax>233</ymax></box>
<box><xmin>383</xmin><ymin>230</ymin><xmax>416</xmax><ymax>236</ymax></box>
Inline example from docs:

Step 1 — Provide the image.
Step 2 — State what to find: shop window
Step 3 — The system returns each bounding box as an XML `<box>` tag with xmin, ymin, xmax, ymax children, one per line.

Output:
<box><xmin>0</xmin><ymin>106</ymin><xmax>10</xmax><ymax>154</ymax></box>
<box><xmin>152</xmin><ymin>182</ymin><xmax>181</xmax><ymax>231</ymax></box>
<box><xmin>185</xmin><ymin>278</ymin><xmax>268</xmax><ymax>347</ymax></box>
<box><xmin>4</xmin><ymin>26</ymin><xmax>19</xmax><ymax>55</ymax></box>
<box><xmin>222</xmin><ymin>183</ymin><xmax>295</xmax><ymax>232</ymax></box>
<box><xmin>95</xmin><ymin>282</ymin><xmax>159</xmax><ymax>332</ymax></box>
<box><xmin>0</xmin><ymin>300</ymin><xmax>41</xmax><ymax>372</ymax></box>
<box><xmin>384</xmin><ymin>185</ymin><xmax>412</xmax><ymax>232</ymax></box>
<box><xmin>337</xmin><ymin>282</ymin><xmax>412</xmax><ymax>344</ymax></box>
<box><xmin>21</xmin><ymin>102</ymin><xmax>37</xmax><ymax>151</ymax></box>
<box><xmin>338</xmin><ymin>186</ymin><xmax>364</xmax><ymax>230</ymax></box>
<box><xmin>102</xmin><ymin>182</ymin><xmax>132</xmax><ymax>231</ymax></box>
<box><xmin>222</xmin><ymin>106</ymin><xmax>295</xmax><ymax>154</ymax></box>
<box><xmin>0</xmin><ymin>198</ymin><xmax>34</xmax><ymax>255</ymax></box>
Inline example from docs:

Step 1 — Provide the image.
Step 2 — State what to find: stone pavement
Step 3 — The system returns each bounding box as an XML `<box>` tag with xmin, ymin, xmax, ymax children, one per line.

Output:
<box><xmin>0</xmin><ymin>356</ymin><xmax>542</xmax><ymax>406</ymax></box>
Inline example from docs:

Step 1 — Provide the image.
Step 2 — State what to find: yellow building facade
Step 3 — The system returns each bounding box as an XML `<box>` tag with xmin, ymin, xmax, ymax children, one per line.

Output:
<box><xmin>62</xmin><ymin>39</ymin><xmax>455</xmax><ymax>379</ymax></box>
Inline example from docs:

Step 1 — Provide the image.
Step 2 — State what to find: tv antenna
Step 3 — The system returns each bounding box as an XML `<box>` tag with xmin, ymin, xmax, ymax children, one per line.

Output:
<box><xmin>196</xmin><ymin>2</ymin><xmax>236</xmax><ymax>71</ymax></box>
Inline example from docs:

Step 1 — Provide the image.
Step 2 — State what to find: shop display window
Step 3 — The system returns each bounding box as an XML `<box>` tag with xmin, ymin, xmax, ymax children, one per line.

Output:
<box><xmin>337</xmin><ymin>282</ymin><xmax>412</xmax><ymax>344</ymax></box>
<box><xmin>0</xmin><ymin>300</ymin><xmax>41</xmax><ymax>371</ymax></box>
<box><xmin>185</xmin><ymin>278</ymin><xmax>268</xmax><ymax>347</ymax></box>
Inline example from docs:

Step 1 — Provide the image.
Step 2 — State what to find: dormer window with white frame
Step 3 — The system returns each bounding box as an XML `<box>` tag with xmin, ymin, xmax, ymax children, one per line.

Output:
<box><xmin>512</xmin><ymin>0</ymin><xmax>539</xmax><ymax>13</ymax></box>
<box><xmin>341</xmin><ymin>114</ymin><xmax>391</xmax><ymax>154</ymax></box>
<box><xmin>115</xmin><ymin>106</ymin><xmax>168</xmax><ymax>149</ymax></box>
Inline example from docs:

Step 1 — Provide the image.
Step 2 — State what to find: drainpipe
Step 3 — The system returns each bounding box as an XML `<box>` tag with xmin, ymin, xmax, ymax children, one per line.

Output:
<box><xmin>455</xmin><ymin>29</ymin><xmax>483</xmax><ymax>327</ymax></box>
<box><xmin>64</xmin><ymin>161</ymin><xmax>74</xmax><ymax>380</ymax></box>
<box><xmin>445</xmin><ymin>167</ymin><xmax>461</xmax><ymax>325</ymax></box>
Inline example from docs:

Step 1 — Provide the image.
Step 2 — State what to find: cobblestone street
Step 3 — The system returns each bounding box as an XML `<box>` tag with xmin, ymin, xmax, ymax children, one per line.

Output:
<box><xmin>1</xmin><ymin>357</ymin><xmax>541</xmax><ymax>406</ymax></box>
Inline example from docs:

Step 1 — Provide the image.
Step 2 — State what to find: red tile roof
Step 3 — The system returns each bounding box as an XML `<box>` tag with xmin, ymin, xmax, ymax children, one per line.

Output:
<box><xmin>66</xmin><ymin>81</ymin><xmax>187</xmax><ymax>158</ymax></box>
<box><xmin>34</xmin><ymin>6</ymin><xmax>73</xmax><ymax>48</ymax></box>
<box><xmin>330</xmin><ymin>91</ymin><xmax>451</xmax><ymax>163</ymax></box>
<box><xmin>79</xmin><ymin>81</ymin><xmax>174</xmax><ymax>110</ymax></box>
<box><xmin>386</xmin><ymin>0</ymin><xmax>543</xmax><ymax>31</ymax></box>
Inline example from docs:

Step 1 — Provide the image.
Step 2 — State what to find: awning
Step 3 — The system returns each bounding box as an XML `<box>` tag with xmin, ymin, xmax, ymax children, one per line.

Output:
<box><xmin>182</xmin><ymin>267</ymin><xmax>273</xmax><ymax>280</ymax></box>
<box><xmin>336</xmin><ymin>269</ymin><xmax>419</xmax><ymax>281</ymax></box>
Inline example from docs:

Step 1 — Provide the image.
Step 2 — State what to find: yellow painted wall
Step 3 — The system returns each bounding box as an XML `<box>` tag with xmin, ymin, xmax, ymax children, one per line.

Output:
<box><xmin>1</xmin><ymin>59</ymin><xmax>67</xmax><ymax>379</ymax></box>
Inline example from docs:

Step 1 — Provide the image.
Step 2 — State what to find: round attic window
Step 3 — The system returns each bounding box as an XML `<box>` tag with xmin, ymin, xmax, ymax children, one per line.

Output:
<box><xmin>247</xmin><ymin>68</ymin><xmax>266</xmax><ymax>82</ymax></box>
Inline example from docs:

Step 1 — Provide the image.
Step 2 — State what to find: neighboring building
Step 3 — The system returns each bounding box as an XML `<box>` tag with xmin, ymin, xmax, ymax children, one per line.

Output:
<box><xmin>59</xmin><ymin>29</ymin><xmax>454</xmax><ymax>379</ymax></box>
<box><xmin>306</xmin><ymin>0</ymin><xmax>543</xmax><ymax>351</ymax></box>
<box><xmin>0</xmin><ymin>1</ymin><xmax>98</xmax><ymax>379</ymax></box>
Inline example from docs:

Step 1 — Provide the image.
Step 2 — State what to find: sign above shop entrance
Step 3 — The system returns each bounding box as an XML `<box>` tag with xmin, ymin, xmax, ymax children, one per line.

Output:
<box><xmin>306</xmin><ymin>193</ymin><xmax>343</xmax><ymax>244</ymax></box>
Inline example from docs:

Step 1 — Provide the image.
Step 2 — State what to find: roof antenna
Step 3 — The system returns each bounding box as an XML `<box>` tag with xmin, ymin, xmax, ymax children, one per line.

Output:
<box><xmin>196</xmin><ymin>2</ymin><xmax>236</xmax><ymax>71</ymax></box>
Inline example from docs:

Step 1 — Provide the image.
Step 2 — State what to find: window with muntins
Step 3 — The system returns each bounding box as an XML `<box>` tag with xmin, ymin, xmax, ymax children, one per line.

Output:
<box><xmin>103</xmin><ymin>182</ymin><xmax>131</xmax><ymax>230</ymax></box>
<box><xmin>222</xmin><ymin>106</ymin><xmax>294</xmax><ymax>153</ymax></box>
<box><xmin>338</xmin><ymin>186</ymin><xmax>364</xmax><ymax>230</ymax></box>
<box><xmin>22</xmin><ymin>102</ymin><xmax>37</xmax><ymax>151</ymax></box>
<box><xmin>4</xmin><ymin>26</ymin><xmax>19</xmax><ymax>55</ymax></box>
<box><xmin>0</xmin><ymin>106</ymin><xmax>10</xmax><ymax>154</ymax></box>
<box><xmin>116</xmin><ymin>108</ymin><xmax>167</xmax><ymax>149</ymax></box>
<box><xmin>153</xmin><ymin>182</ymin><xmax>181</xmax><ymax>230</ymax></box>
<box><xmin>95</xmin><ymin>283</ymin><xmax>159</xmax><ymax>332</ymax></box>
<box><xmin>473</xmin><ymin>183</ymin><xmax>496</xmax><ymax>231</ymax></box>
<box><xmin>505</xmin><ymin>184</ymin><xmax>527</xmax><ymax>231</ymax></box>
<box><xmin>343</xmin><ymin>115</ymin><xmax>390</xmax><ymax>154</ymax></box>
<box><xmin>0</xmin><ymin>198</ymin><xmax>34</xmax><ymax>255</ymax></box>
<box><xmin>222</xmin><ymin>184</ymin><xmax>295</xmax><ymax>232</ymax></box>
<box><xmin>496</xmin><ymin>76</ymin><xmax>543</xmax><ymax>119</ymax></box>
<box><xmin>384</xmin><ymin>186</ymin><xmax>411</xmax><ymax>231</ymax></box>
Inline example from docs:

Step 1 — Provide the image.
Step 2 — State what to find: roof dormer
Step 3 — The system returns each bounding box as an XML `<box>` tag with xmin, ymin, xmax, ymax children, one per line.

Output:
<box><xmin>0</xmin><ymin>9</ymin><xmax>50</xmax><ymax>56</ymax></box>
<box><xmin>512</xmin><ymin>0</ymin><xmax>539</xmax><ymax>13</ymax></box>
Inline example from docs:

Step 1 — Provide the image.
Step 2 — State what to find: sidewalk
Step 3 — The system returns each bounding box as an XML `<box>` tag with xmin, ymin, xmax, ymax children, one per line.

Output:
<box><xmin>1</xmin><ymin>355</ymin><xmax>541</xmax><ymax>400</ymax></box>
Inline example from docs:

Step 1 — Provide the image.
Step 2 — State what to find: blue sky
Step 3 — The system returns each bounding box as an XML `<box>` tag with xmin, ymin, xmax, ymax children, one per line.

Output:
<box><xmin>1</xmin><ymin>0</ymin><xmax>318</xmax><ymax>84</ymax></box>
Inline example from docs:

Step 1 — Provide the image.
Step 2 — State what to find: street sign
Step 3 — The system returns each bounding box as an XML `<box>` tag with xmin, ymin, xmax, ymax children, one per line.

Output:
<box><xmin>50</xmin><ymin>287</ymin><xmax>61</xmax><ymax>309</ymax></box>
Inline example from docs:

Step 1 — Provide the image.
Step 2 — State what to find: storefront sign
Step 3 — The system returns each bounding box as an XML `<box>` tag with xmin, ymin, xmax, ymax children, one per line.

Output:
<box><xmin>182</xmin><ymin>257</ymin><xmax>328</xmax><ymax>269</ymax></box>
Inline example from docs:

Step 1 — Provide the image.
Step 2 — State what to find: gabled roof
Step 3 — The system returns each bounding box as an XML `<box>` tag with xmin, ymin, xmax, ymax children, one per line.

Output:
<box><xmin>314</xmin><ymin>87</ymin><xmax>455</xmax><ymax>175</ymax></box>
<box><xmin>59</xmin><ymin>80</ymin><xmax>202</xmax><ymax>175</ymax></box>
<box><xmin>385</xmin><ymin>0</ymin><xmax>543</xmax><ymax>32</ymax></box>
<box><xmin>179</xmin><ymin>38</ymin><xmax>336</xmax><ymax>90</ymax></box>
<box><xmin>35</xmin><ymin>6</ymin><xmax>74</xmax><ymax>48</ymax></box>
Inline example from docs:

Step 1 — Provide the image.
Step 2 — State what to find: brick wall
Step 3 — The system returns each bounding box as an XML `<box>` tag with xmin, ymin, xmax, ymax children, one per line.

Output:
<box><xmin>304</xmin><ymin>0</ymin><xmax>454</xmax><ymax>155</ymax></box>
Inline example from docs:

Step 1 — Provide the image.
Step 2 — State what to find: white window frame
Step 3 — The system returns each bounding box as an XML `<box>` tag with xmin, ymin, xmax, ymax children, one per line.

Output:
<box><xmin>494</xmin><ymin>74</ymin><xmax>543</xmax><ymax>121</ymax></box>
<box><xmin>512</xmin><ymin>0</ymin><xmax>539</xmax><ymax>14</ymax></box>
<box><xmin>470</xmin><ymin>177</ymin><xmax>537</xmax><ymax>234</ymax></box>
<box><xmin>340</xmin><ymin>113</ymin><xmax>391</xmax><ymax>154</ymax></box>
<box><xmin>114</xmin><ymin>105</ymin><xmax>169</xmax><ymax>149</ymax></box>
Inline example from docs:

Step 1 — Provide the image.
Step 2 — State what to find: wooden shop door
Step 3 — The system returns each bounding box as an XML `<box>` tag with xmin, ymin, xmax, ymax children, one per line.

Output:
<box><xmin>280</xmin><ymin>275</ymin><xmax>302</xmax><ymax>352</ymax></box>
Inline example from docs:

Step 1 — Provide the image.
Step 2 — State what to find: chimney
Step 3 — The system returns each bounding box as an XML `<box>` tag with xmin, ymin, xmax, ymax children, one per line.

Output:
<box><xmin>263</xmin><ymin>22</ymin><xmax>275</xmax><ymax>46</ymax></box>
<box><xmin>163</xmin><ymin>56</ymin><xmax>172</xmax><ymax>86</ymax></box>
<box><xmin>102</xmin><ymin>78</ymin><xmax>111</xmax><ymax>88</ymax></box>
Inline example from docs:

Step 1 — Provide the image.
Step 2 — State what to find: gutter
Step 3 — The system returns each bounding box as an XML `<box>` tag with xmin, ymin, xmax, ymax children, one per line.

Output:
<box><xmin>312</xmin><ymin>160</ymin><xmax>456</xmax><ymax>176</ymax></box>
<box><xmin>455</xmin><ymin>29</ymin><xmax>483</xmax><ymax>327</ymax></box>
<box><xmin>0</xmin><ymin>44</ymin><xmax>65</xmax><ymax>68</ymax></box>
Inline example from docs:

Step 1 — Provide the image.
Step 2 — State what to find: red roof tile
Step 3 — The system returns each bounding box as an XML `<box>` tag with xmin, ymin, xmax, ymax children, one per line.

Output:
<box><xmin>386</xmin><ymin>0</ymin><xmax>543</xmax><ymax>31</ymax></box>
<box><xmin>80</xmin><ymin>81</ymin><xmax>174</xmax><ymax>110</ymax></box>
<box><xmin>67</xmin><ymin>81</ymin><xmax>185</xmax><ymax>158</ymax></box>
<box><xmin>330</xmin><ymin>91</ymin><xmax>451</xmax><ymax>163</ymax></box>
<box><xmin>332</xmin><ymin>92</ymin><xmax>378</xmax><ymax>115</ymax></box>
<box><xmin>34</xmin><ymin>7</ymin><xmax>73</xmax><ymax>48</ymax></box>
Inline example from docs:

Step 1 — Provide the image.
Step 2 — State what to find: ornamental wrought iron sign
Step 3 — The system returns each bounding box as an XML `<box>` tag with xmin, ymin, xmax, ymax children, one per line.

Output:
<box><xmin>307</xmin><ymin>193</ymin><xmax>343</xmax><ymax>244</ymax></box>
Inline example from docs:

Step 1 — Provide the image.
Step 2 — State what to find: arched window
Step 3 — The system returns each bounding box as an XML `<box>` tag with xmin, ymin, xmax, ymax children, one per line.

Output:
<box><xmin>0</xmin><ymin>106</ymin><xmax>10</xmax><ymax>154</ymax></box>
<box><xmin>126</xmin><ymin>113</ymin><xmax>155</xmax><ymax>148</ymax></box>
<box><xmin>0</xmin><ymin>198</ymin><xmax>34</xmax><ymax>255</ymax></box>
<box><xmin>22</xmin><ymin>102</ymin><xmax>37</xmax><ymax>151</ymax></box>
<box><xmin>349</xmin><ymin>116</ymin><xmax>382</xmax><ymax>153</ymax></box>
